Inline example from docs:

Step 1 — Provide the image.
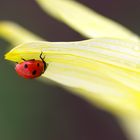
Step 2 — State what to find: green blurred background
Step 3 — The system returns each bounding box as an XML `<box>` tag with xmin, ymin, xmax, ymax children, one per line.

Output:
<box><xmin>0</xmin><ymin>0</ymin><xmax>139</xmax><ymax>140</ymax></box>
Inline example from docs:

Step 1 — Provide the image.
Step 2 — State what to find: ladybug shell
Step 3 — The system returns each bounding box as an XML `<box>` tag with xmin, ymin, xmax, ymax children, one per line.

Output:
<box><xmin>15</xmin><ymin>60</ymin><xmax>45</xmax><ymax>79</ymax></box>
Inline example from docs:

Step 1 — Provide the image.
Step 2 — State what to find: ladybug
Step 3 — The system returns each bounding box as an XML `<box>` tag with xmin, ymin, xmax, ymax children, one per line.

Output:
<box><xmin>15</xmin><ymin>52</ymin><xmax>47</xmax><ymax>79</ymax></box>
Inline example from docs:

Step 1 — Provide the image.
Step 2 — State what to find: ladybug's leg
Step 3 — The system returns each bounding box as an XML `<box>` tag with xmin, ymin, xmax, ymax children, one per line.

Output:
<box><xmin>21</xmin><ymin>58</ymin><xmax>35</xmax><ymax>61</ymax></box>
<box><xmin>40</xmin><ymin>52</ymin><xmax>43</xmax><ymax>59</ymax></box>
<box><xmin>21</xmin><ymin>58</ymin><xmax>26</xmax><ymax>61</ymax></box>
<box><xmin>40</xmin><ymin>52</ymin><xmax>47</xmax><ymax>71</ymax></box>
<box><xmin>16</xmin><ymin>58</ymin><xmax>26</xmax><ymax>64</ymax></box>
<box><xmin>40</xmin><ymin>51</ymin><xmax>46</xmax><ymax>60</ymax></box>
<box><xmin>29</xmin><ymin>59</ymin><xmax>35</xmax><ymax>61</ymax></box>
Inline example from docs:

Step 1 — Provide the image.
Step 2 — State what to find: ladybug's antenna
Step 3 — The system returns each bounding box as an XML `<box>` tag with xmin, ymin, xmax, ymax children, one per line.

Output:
<box><xmin>40</xmin><ymin>52</ymin><xmax>47</xmax><ymax>71</ymax></box>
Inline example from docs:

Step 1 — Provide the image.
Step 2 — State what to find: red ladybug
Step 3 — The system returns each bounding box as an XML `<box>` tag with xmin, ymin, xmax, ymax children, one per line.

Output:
<box><xmin>15</xmin><ymin>52</ymin><xmax>47</xmax><ymax>79</ymax></box>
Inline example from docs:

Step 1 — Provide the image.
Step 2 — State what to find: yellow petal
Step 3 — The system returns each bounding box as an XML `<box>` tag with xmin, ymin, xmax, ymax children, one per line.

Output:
<box><xmin>118</xmin><ymin>115</ymin><xmax>140</xmax><ymax>140</ymax></box>
<box><xmin>36</xmin><ymin>0</ymin><xmax>139</xmax><ymax>41</ymax></box>
<box><xmin>0</xmin><ymin>21</ymin><xmax>42</xmax><ymax>45</ymax></box>
<box><xmin>5</xmin><ymin>38</ymin><xmax>140</xmax><ymax>116</ymax></box>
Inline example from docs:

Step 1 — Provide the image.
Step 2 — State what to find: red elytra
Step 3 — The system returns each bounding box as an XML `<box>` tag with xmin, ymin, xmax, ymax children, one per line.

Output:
<box><xmin>15</xmin><ymin>52</ymin><xmax>47</xmax><ymax>79</ymax></box>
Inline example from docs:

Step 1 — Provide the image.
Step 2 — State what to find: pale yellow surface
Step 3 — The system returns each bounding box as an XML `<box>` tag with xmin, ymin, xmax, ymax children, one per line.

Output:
<box><xmin>5</xmin><ymin>39</ymin><xmax>140</xmax><ymax>116</ymax></box>
<box><xmin>0</xmin><ymin>21</ymin><xmax>42</xmax><ymax>45</ymax></box>
<box><xmin>2</xmin><ymin>1</ymin><xmax>140</xmax><ymax>139</ymax></box>
<box><xmin>36</xmin><ymin>0</ymin><xmax>139</xmax><ymax>41</ymax></box>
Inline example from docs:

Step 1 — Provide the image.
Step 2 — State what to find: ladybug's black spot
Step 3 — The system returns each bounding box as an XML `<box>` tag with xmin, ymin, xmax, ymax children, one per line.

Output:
<box><xmin>24</xmin><ymin>64</ymin><xmax>28</xmax><ymax>68</ymax></box>
<box><xmin>32</xmin><ymin>70</ymin><xmax>37</xmax><ymax>75</ymax></box>
<box><xmin>37</xmin><ymin>63</ymin><xmax>40</xmax><ymax>67</ymax></box>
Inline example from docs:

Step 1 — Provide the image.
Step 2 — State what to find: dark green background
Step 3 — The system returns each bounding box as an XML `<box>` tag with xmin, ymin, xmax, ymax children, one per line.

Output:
<box><xmin>0</xmin><ymin>0</ymin><xmax>139</xmax><ymax>140</ymax></box>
